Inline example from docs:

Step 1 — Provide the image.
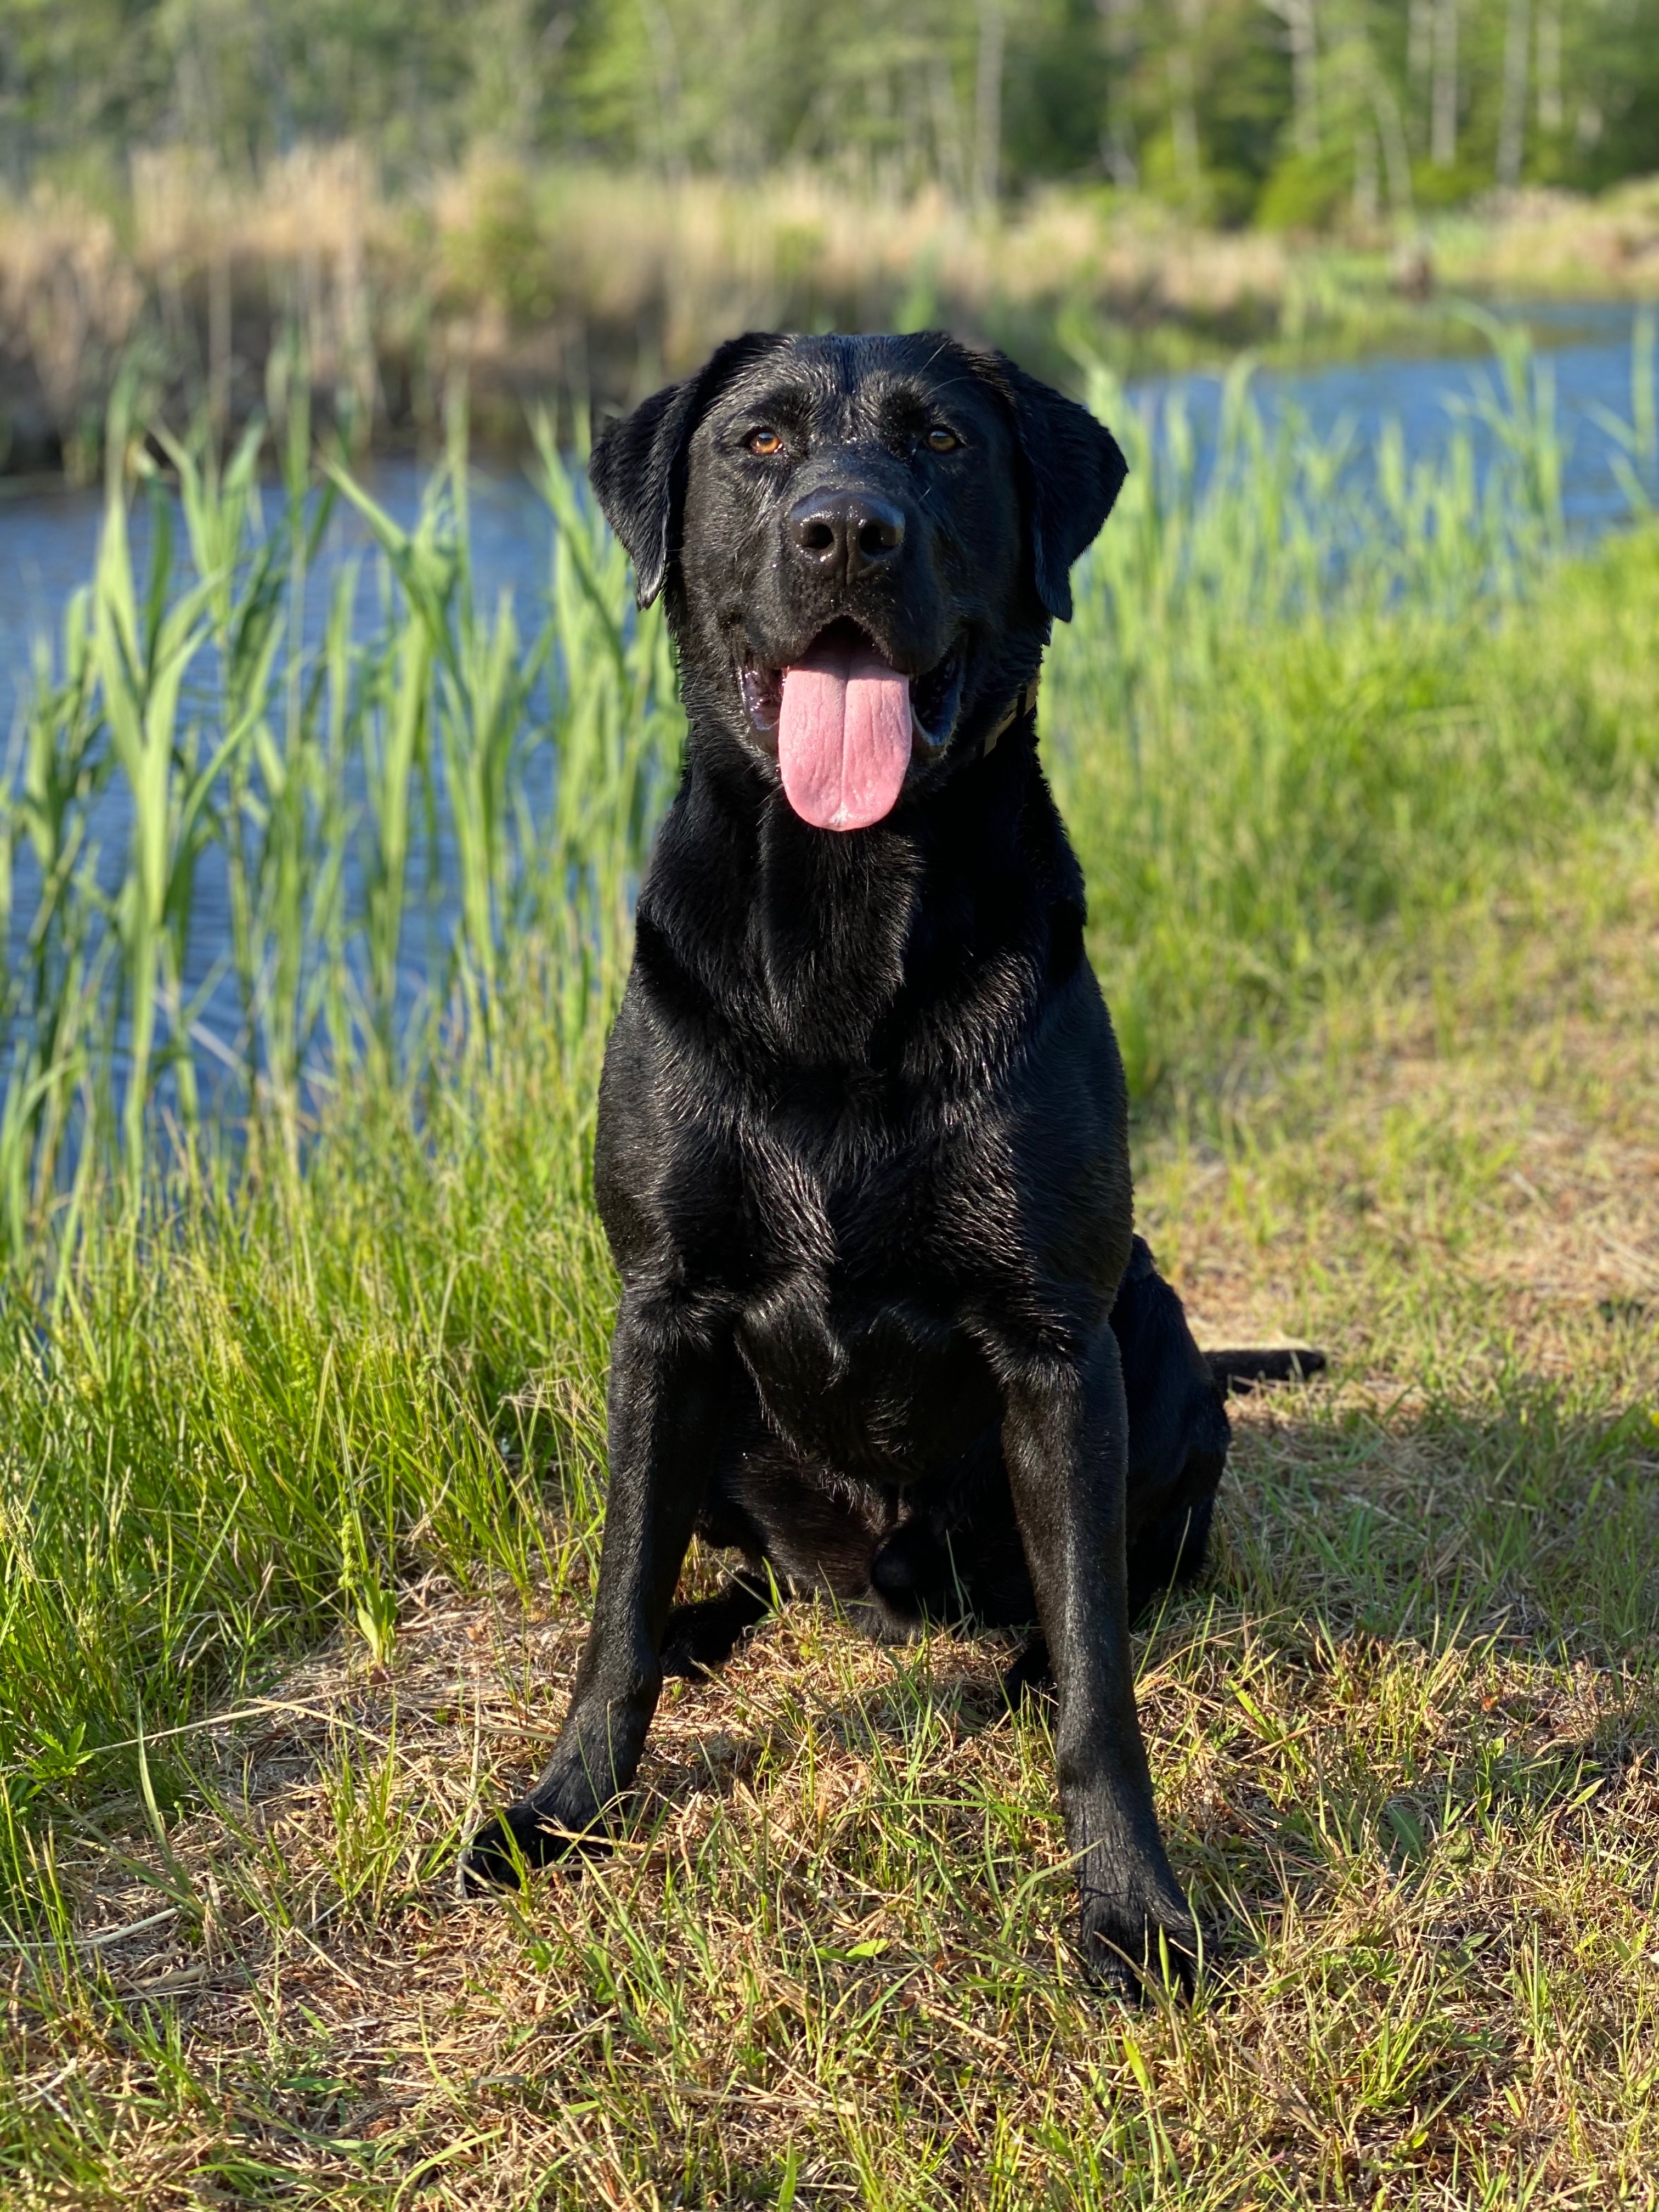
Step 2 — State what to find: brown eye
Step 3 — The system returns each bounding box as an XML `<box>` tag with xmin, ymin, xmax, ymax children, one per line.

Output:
<box><xmin>926</xmin><ymin>426</ymin><xmax>960</xmax><ymax>453</ymax></box>
<box><xmin>747</xmin><ymin>428</ymin><xmax>784</xmax><ymax>456</ymax></box>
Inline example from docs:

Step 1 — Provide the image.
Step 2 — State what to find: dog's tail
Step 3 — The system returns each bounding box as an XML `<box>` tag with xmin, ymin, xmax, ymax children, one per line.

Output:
<box><xmin>1206</xmin><ymin>1346</ymin><xmax>1327</xmax><ymax>1396</ymax></box>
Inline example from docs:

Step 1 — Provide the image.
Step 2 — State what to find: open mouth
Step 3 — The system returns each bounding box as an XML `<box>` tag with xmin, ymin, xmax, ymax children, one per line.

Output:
<box><xmin>737</xmin><ymin>622</ymin><xmax>967</xmax><ymax>832</ymax></box>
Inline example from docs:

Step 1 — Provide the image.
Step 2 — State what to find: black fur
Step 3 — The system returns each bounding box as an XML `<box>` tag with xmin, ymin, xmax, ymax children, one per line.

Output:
<box><xmin>464</xmin><ymin>333</ymin><xmax>1319</xmax><ymax>1995</ymax></box>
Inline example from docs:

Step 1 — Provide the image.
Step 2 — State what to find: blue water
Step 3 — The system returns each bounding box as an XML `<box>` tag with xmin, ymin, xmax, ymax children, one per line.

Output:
<box><xmin>0</xmin><ymin>460</ymin><xmax>556</xmax><ymax>735</ymax></box>
<box><xmin>5</xmin><ymin>304</ymin><xmax>1656</xmax><ymax>737</ymax></box>
<box><xmin>3</xmin><ymin>304</ymin><xmax>1656</xmax><ymax>1105</ymax></box>
<box><xmin>1</xmin><ymin>464</ymin><xmax>563</xmax><ymax>1080</ymax></box>
<box><xmin>1124</xmin><ymin>301</ymin><xmax>1655</xmax><ymax>540</ymax></box>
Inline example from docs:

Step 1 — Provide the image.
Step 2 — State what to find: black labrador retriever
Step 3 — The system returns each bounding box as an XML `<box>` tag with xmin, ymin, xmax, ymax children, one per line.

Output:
<box><xmin>465</xmin><ymin>332</ymin><xmax>1319</xmax><ymax>1993</ymax></box>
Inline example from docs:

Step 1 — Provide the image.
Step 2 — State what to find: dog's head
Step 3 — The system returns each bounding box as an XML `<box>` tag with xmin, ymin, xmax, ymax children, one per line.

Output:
<box><xmin>590</xmin><ymin>331</ymin><xmax>1126</xmax><ymax>832</ymax></box>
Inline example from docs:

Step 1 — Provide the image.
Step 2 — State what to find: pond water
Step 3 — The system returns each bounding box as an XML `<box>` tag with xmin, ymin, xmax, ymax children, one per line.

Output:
<box><xmin>3</xmin><ymin>302</ymin><xmax>1656</xmax><ymax>1102</ymax></box>
<box><xmin>4</xmin><ymin>302</ymin><xmax>1656</xmax><ymax>739</ymax></box>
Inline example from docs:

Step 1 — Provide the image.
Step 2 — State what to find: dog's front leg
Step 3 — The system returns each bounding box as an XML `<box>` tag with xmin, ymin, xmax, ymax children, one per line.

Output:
<box><xmin>464</xmin><ymin>1289</ymin><xmax>729</xmax><ymax>1886</ymax></box>
<box><xmin>1001</xmin><ymin>1324</ymin><xmax>1198</xmax><ymax>1995</ymax></box>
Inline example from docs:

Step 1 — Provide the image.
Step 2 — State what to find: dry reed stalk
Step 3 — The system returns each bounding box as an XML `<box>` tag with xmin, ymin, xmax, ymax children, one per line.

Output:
<box><xmin>1439</xmin><ymin>177</ymin><xmax>1659</xmax><ymax>293</ymax></box>
<box><xmin>0</xmin><ymin>190</ymin><xmax>144</xmax><ymax>439</ymax></box>
<box><xmin>3</xmin><ymin>148</ymin><xmax>1658</xmax><ymax>476</ymax></box>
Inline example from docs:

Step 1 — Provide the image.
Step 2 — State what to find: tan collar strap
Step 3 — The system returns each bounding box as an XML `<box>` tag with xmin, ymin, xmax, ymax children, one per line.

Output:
<box><xmin>982</xmin><ymin>676</ymin><xmax>1041</xmax><ymax>758</ymax></box>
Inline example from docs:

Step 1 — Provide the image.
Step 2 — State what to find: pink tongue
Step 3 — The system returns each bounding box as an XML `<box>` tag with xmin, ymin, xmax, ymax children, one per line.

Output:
<box><xmin>777</xmin><ymin>640</ymin><xmax>912</xmax><ymax>831</ymax></box>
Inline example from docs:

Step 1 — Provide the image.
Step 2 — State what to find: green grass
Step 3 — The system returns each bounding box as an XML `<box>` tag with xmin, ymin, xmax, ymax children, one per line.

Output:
<box><xmin>1</xmin><ymin>341</ymin><xmax>1657</xmax><ymax>2204</ymax></box>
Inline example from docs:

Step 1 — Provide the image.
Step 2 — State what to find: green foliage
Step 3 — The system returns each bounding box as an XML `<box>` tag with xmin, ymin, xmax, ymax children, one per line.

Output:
<box><xmin>0</xmin><ymin>326</ymin><xmax>1656</xmax><ymax>1842</ymax></box>
<box><xmin>1</xmin><ymin>310</ymin><xmax>1658</xmax><ymax>2203</ymax></box>
<box><xmin>0</xmin><ymin>386</ymin><xmax>681</xmax><ymax>1239</ymax></box>
<box><xmin>3</xmin><ymin>0</ymin><xmax>1657</xmax><ymax>218</ymax></box>
<box><xmin>1256</xmin><ymin>143</ymin><xmax>1359</xmax><ymax>232</ymax></box>
<box><xmin>1047</xmin><ymin>323</ymin><xmax>1616</xmax><ymax>1094</ymax></box>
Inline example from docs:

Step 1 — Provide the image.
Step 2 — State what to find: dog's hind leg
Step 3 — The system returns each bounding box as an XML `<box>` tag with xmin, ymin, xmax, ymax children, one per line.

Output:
<box><xmin>998</xmin><ymin>1322</ymin><xmax>1199</xmax><ymax>1994</ymax></box>
<box><xmin>661</xmin><ymin>1570</ymin><xmax>775</xmax><ymax>1678</ymax></box>
<box><xmin>1001</xmin><ymin>1632</ymin><xmax>1052</xmax><ymax>1705</ymax></box>
<box><xmin>1125</xmin><ymin>1491</ymin><xmax>1216</xmax><ymax>1622</ymax></box>
<box><xmin>1111</xmin><ymin>1237</ymin><xmax>1231</xmax><ymax>1617</ymax></box>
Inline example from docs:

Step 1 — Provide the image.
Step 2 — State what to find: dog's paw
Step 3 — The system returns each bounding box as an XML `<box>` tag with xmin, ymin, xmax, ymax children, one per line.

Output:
<box><xmin>999</xmin><ymin>1634</ymin><xmax>1053</xmax><ymax>1709</ymax></box>
<box><xmin>659</xmin><ymin>1599</ymin><xmax>738</xmax><ymax>1679</ymax></box>
<box><xmin>1075</xmin><ymin>1881</ymin><xmax>1200</xmax><ymax>2002</ymax></box>
<box><xmin>660</xmin><ymin>1581</ymin><xmax>774</xmax><ymax>1679</ymax></box>
<box><xmin>460</xmin><ymin>1793</ymin><xmax>608</xmax><ymax>1893</ymax></box>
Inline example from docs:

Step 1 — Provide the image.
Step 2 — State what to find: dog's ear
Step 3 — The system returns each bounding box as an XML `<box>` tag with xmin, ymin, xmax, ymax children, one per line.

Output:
<box><xmin>981</xmin><ymin>353</ymin><xmax>1127</xmax><ymax>623</ymax></box>
<box><xmin>590</xmin><ymin>332</ymin><xmax>783</xmax><ymax>608</ymax></box>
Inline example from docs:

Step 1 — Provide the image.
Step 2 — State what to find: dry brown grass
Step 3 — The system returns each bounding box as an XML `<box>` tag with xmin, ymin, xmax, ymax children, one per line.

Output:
<box><xmin>1436</xmin><ymin>179</ymin><xmax>1659</xmax><ymax>299</ymax></box>
<box><xmin>16</xmin><ymin>147</ymin><xmax>1659</xmax><ymax>474</ymax></box>
<box><xmin>1155</xmin><ymin>863</ymin><xmax>1659</xmax><ymax>1361</ymax></box>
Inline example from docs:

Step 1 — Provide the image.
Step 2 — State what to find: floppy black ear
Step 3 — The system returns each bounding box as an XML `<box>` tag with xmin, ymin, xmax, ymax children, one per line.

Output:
<box><xmin>590</xmin><ymin>332</ymin><xmax>783</xmax><ymax>608</ymax></box>
<box><xmin>984</xmin><ymin>352</ymin><xmax>1128</xmax><ymax>623</ymax></box>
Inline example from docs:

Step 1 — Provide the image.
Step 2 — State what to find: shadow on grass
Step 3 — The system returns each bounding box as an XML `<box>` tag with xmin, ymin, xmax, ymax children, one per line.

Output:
<box><xmin>578</xmin><ymin>1381</ymin><xmax>1659</xmax><ymax>1974</ymax></box>
<box><xmin>1218</xmin><ymin>1379</ymin><xmax>1659</xmax><ymax>1662</ymax></box>
<box><xmin>24</xmin><ymin>1383</ymin><xmax>1658</xmax><ymax>2013</ymax></box>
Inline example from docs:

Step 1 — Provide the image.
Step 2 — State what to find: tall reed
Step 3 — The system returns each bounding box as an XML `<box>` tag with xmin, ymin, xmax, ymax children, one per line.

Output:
<box><xmin>8</xmin><ymin>320</ymin><xmax>1656</xmax><ymax>1246</ymax></box>
<box><xmin>1042</xmin><ymin>325</ymin><xmax>1656</xmax><ymax>1093</ymax></box>
<box><xmin>0</xmin><ymin>386</ymin><xmax>682</xmax><ymax>1267</ymax></box>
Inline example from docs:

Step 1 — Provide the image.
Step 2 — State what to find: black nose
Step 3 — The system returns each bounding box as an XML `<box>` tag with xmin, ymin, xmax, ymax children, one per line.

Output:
<box><xmin>787</xmin><ymin>490</ymin><xmax>906</xmax><ymax>578</ymax></box>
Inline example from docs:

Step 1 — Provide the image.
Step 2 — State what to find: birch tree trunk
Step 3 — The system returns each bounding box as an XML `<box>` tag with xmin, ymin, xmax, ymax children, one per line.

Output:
<box><xmin>1168</xmin><ymin>43</ymin><xmax>1200</xmax><ymax>191</ymax></box>
<box><xmin>1166</xmin><ymin>0</ymin><xmax>1208</xmax><ymax>197</ymax></box>
<box><xmin>1496</xmin><ymin>0</ymin><xmax>1531</xmax><ymax>188</ymax></box>
<box><xmin>1097</xmin><ymin>0</ymin><xmax>1141</xmax><ymax>188</ymax></box>
<box><xmin>1263</xmin><ymin>0</ymin><xmax>1320</xmax><ymax>156</ymax></box>
<box><xmin>974</xmin><ymin>0</ymin><xmax>1005</xmax><ymax>209</ymax></box>
<box><xmin>1370</xmin><ymin>61</ymin><xmax>1415</xmax><ymax>219</ymax></box>
<box><xmin>640</xmin><ymin>0</ymin><xmax>687</xmax><ymax>184</ymax></box>
<box><xmin>1353</xmin><ymin>122</ymin><xmax>1379</xmax><ymax>226</ymax></box>
<box><xmin>1408</xmin><ymin>0</ymin><xmax>1434</xmax><ymax>90</ymax></box>
<box><xmin>1536</xmin><ymin>0</ymin><xmax>1563</xmax><ymax>134</ymax></box>
<box><xmin>930</xmin><ymin>57</ymin><xmax>970</xmax><ymax>200</ymax></box>
<box><xmin>1431</xmin><ymin>0</ymin><xmax>1458</xmax><ymax>168</ymax></box>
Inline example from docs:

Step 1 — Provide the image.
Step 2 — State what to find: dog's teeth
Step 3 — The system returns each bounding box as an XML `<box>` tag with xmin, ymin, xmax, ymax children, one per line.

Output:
<box><xmin>740</xmin><ymin>665</ymin><xmax>781</xmax><ymax>732</ymax></box>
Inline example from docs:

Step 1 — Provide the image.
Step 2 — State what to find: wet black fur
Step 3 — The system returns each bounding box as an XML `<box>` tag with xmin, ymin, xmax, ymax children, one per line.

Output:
<box><xmin>463</xmin><ymin>333</ymin><xmax>1323</xmax><ymax>1993</ymax></box>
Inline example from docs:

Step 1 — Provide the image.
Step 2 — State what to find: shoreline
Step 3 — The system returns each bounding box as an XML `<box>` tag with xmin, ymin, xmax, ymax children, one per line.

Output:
<box><xmin>4</xmin><ymin>155</ymin><xmax>1657</xmax><ymax>482</ymax></box>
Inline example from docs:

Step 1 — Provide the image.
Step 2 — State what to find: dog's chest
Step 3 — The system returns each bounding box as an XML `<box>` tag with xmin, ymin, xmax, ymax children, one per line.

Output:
<box><xmin>716</xmin><ymin>1089</ymin><xmax>1009</xmax><ymax>1475</ymax></box>
<box><xmin>727</xmin><ymin>1066</ymin><xmax>1001</xmax><ymax>1279</ymax></box>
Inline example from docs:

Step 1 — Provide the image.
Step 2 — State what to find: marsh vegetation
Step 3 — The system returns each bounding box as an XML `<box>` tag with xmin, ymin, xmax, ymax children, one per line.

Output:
<box><xmin>0</xmin><ymin>321</ymin><xmax>1656</xmax><ymax>2200</ymax></box>
<box><xmin>5</xmin><ymin>2</ymin><xmax>1659</xmax><ymax>472</ymax></box>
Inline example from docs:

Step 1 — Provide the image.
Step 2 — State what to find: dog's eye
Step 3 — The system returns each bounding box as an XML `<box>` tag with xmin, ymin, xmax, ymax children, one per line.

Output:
<box><xmin>926</xmin><ymin>427</ymin><xmax>961</xmax><ymax>453</ymax></box>
<box><xmin>747</xmin><ymin>429</ymin><xmax>785</xmax><ymax>456</ymax></box>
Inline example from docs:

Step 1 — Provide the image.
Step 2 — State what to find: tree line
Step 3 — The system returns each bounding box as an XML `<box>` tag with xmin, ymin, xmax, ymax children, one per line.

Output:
<box><xmin>2</xmin><ymin>0</ymin><xmax>1655</xmax><ymax>223</ymax></box>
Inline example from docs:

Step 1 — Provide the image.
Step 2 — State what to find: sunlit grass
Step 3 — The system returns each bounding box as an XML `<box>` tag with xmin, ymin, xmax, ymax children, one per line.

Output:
<box><xmin>1</xmin><ymin>334</ymin><xmax>1657</xmax><ymax>2204</ymax></box>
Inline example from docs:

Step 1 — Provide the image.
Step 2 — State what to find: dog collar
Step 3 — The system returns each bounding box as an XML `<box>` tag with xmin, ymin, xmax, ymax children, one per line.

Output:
<box><xmin>982</xmin><ymin>678</ymin><xmax>1041</xmax><ymax>758</ymax></box>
